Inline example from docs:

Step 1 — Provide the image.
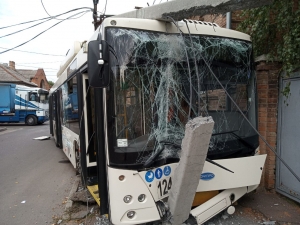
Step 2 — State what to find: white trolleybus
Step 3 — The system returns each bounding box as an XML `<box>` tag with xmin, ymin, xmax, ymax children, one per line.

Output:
<box><xmin>49</xmin><ymin>18</ymin><xmax>266</xmax><ymax>225</ymax></box>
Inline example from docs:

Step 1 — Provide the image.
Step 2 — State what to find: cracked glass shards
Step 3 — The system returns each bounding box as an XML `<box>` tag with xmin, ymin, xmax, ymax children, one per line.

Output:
<box><xmin>105</xmin><ymin>27</ymin><xmax>258</xmax><ymax>169</ymax></box>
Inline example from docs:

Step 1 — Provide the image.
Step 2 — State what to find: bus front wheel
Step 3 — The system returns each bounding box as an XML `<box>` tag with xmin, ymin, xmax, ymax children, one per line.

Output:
<box><xmin>26</xmin><ymin>115</ymin><xmax>37</xmax><ymax>126</ymax></box>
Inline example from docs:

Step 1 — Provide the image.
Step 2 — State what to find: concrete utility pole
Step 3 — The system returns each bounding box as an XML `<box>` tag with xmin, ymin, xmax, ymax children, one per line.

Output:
<box><xmin>113</xmin><ymin>0</ymin><xmax>273</xmax><ymax>21</ymax></box>
<box><xmin>168</xmin><ymin>117</ymin><xmax>214</xmax><ymax>225</ymax></box>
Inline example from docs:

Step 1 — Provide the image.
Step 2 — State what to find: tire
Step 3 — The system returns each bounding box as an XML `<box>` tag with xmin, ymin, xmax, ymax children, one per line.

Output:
<box><xmin>75</xmin><ymin>143</ymin><xmax>81</xmax><ymax>176</ymax></box>
<box><xmin>75</xmin><ymin>150</ymin><xmax>81</xmax><ymax>175</ymax></box>
<box><xmin>26</xmin><ymin>115</ymin><xmax>37</xmax><ymax>126</ymax></box>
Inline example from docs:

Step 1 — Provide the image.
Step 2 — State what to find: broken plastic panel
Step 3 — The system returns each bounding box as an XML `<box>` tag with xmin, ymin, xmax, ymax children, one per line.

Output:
<box><xmin>105</xmin><ymin>28</ymin><xmax>258</xmax><ymax>168</ymax></box>
<box><xmin>33</xmin><ymin>136</ymin><xmax>50</xmax><ymax>140</ymax></box>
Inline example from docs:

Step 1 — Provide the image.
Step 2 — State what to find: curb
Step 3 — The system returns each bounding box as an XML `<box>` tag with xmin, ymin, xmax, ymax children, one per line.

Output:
<box><xmin>65</xmin><ymin>176</ymin><xmax>81</xmax><ymax>210</ymax></box>
<box><xmin>61</xmin><ymin>177</ymin><xmax>81</xmax><ymax>221</ymax></box>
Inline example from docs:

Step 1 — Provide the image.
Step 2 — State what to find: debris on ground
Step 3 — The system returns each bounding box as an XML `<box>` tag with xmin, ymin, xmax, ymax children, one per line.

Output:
<box><xmin>33</xmin><ymin>136</ymin><xmax>50</xmax><ymax>140</ymax></box>
<box><xmin>222</xmin><ymin>214</ymin><xmax>229</xmax><ymax>220</ymax></box>
<box><xmin>262</xmin><ymin>221</ymin><xmax>276</xmax><ymax>225</ymax></box>
<box><xmin>93</xmin><ymin>215</ymin><xmax>112</xmax><ymax>225</ymax></box>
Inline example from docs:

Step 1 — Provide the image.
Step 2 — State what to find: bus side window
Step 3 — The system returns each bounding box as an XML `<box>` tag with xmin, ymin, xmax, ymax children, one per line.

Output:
<box><xmin>62</xmin><ymin>76</ymin><xmax>79</xmax><ymax>133</ymax></box>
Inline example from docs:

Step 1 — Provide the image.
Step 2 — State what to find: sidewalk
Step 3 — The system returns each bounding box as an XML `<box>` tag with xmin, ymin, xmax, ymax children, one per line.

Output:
<box><xmin>205</xmin><ymin>188</ymin><xmax>300</xmax><ymax>225</ymax></box>
<box><xmin>57</xmin><ymin>180</ymin><xmax>300</xmax><ymax>225</ymax></box>
<box><xmin>238</xmin><ymin>189</ymin><xmax>300</xmax><ymax>225</ymax></box>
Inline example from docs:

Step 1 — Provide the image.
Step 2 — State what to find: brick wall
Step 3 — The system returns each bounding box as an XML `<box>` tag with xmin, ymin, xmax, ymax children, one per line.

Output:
<box><xmin>191</xmin><ymin>12</ymin><xmax>242</xmax><ymax>29</ymax></box>
<box><xmin>202</xmin><ymin>14</ymin><xmax>226</xmax><ymax>27</ymax></box>
<box><xmin>256</xmin><ymin>60</ymin><xmax>281</xmax><ymax>189</ymax></box>
<box><xmin>31</xmin><ymin>69</ymin><xmax>51</xmax><ymax>90</ymax></box>
<box><xmin>191</xmin><ymin>11</ymin><xmax>243</xmax><ymax>29</ymax></box>
<box><xmin>231</xmin><ymin>11</ymin><xmax>243</xmax><ymax>30</ymax></box>
<box><xmin>191</xmin><ymin>14</ymin><xmax>226</xmax><ymax>27</ymax></box>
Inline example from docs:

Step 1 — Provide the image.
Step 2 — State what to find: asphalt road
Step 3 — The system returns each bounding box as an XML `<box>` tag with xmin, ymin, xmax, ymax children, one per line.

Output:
<box><xmin>0</xmin><ymin>122</ymin><xmax>76</xmax><ymax>225</ymax></box>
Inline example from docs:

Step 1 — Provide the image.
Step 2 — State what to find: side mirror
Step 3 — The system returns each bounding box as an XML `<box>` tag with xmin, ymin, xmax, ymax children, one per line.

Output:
<box><xmin>87</xmin><ymin>40</ymin><xmax>110</xmax><ymax>88</ymax></box>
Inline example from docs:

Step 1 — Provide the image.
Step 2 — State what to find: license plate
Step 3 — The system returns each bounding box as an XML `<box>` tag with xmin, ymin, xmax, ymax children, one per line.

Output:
<box><xmin>157</xmin><ymin>176</ymin><xmax>173</xmax><ymax>199</ymax></box>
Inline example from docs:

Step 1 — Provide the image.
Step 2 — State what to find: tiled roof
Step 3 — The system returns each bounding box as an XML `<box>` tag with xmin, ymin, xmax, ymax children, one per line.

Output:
<box><xmin>0</xmin><ymin>64</ymin><xmax>37</xmax><ymax>87</ymax></box>
<box><xmin>17</xmin><ymin>69</ymin><xmax>38</xmax><ymax>80</ymax></box>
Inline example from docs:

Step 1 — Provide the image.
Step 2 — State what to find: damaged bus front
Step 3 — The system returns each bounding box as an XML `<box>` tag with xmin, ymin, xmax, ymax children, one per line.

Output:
<box><xmin>87</xmin><ymin>18</ymin><xmax>266</xmax><ymax>224</ymax></box>
<box><xmin>51</xmin><ymin>18</ymin><xmax>266</xmax><ymax>225</ymax></box>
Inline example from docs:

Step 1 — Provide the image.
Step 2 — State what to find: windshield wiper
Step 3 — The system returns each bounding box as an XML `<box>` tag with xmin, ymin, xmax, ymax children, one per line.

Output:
<box><xmin>229</xmin><ymin>132</ymin><xmax>256</xmax><ymax>150</ymax></box>
<box><xmin>212</xmin><ymin>130</ymin><xmax>256</xmax><ymax>150</ymax></box>
<box><xmin>206</xmin><ymin>158</ymin><xmax>234</xmax><ymax>173</ymax></box>
<box><xmin>143</xmin><ymin>141</ymin><xmax>234</xmax><ymax>174</ymax></box>
<box><xmin>212</xmin><ymin>130</ymin><xmax>238</xmax><ymax>136</ymax></box>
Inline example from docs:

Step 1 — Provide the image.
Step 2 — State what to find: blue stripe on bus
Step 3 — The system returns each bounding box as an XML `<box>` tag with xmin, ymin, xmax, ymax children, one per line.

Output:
<box><xmin>15</xmin><ymin>96</ymin><xmax>39</xmax><ymax>109</ymax></box>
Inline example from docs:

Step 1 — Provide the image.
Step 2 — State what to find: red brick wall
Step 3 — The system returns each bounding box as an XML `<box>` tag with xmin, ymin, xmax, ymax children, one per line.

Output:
<box><xmin>31</xmin><ymin>69</ymin><xmax>50</xmax><ymax>90</ymax></box>
<box><xmin>190</xmin><ymin>15</ymin><xmax>226</xmax><ymax>27</ymax></box>
<box><xmin>191</xmin><ymin>11</ymin><xmax>243</xmax><ymax>29</ymax></box>
<box><xmin>231</xmin><ymin>11</ymin><xmax>243</xmax><ymax>30</ymax></box>
<box><xmin>256</xmin><ymin>61</ymin><xmax>281</xmax><ymax>189</ymax></box>
<box><xmin>202</xmin><ymin>14</ymin><xmax>226</xmax><ymax>27</ymax></box>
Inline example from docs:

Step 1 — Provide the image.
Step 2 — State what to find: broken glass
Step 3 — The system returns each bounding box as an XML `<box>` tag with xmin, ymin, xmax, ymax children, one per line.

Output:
<box><xmin>105</xmin><ymin>27</ymin><xmax>258</xmax><ymax>168</ymax></box>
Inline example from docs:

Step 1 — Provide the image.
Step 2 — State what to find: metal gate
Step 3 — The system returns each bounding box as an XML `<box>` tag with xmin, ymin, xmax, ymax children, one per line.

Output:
<box><xmin>276</xmin><ymin>71</ymin><xmax>300</xmax><ymax>203</ymax></box>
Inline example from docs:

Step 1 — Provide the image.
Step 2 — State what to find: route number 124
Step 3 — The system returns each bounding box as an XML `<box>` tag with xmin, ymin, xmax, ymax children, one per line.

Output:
<box><xmin>157</xmin><ymin>177</ymin><xmax>172</xmax><ymax>199</ymax></box>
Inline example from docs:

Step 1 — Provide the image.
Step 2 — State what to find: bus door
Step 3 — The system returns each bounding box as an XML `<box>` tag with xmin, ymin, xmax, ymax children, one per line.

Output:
<box><xmin>53</xmin><ymin>91</ymin><xmax>63</xmax><ymax>148</ymax></box>
<box><xmin>49</xmin><ymin>95</ymin><xmax>53</xmax><ymax>135</ymax></box>
<box><xmin>81</xmin><ymin>74</ymin><xmax>97</xmax><ymax>169</ymax></box>
<box><xmin>80</xmin><ymin>73</ymin><xmax>108</xmax><ymax>214</ymax></box>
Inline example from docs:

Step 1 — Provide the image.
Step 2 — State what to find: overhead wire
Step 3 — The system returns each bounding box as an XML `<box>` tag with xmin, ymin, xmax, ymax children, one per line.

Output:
<box><xmin>16</xmin><ymin>61</ymin><xmax>61</xmax><ymax>64</ymax></box>
<box><xmin>102</xmin><ymin>0</ymin><xmax>108</xmax><ymax>15</ymax></box>
<box><xmin>0</xmin><ymin>7</ymin><xmax>93</xmax><ymax>30</ymax></box>
<box><xmin>15</xmin><ymin>64</ymin><xmax>57</xmax><ymax>70</ymax></box>
<box><xmin>40</xmin><ymin>0</ymin><xmax>53</xmax><ymax>18</ymax></box>
<box><xmin>184</xmin><ymin>19</ymin><xmax>208</xmax><ymax>117</ymax></box>
<box><xmin>0</xmin><ymin>47</ymin><xmax>64</xmax><ymax>56</ymax></box>
<box><xmin>0</xmin><ymin>8</ymin><xmax>92</xmax><ymax>39</ymax></box>
<box><xmin>0</xmin><ymin>9</ymin><xmax>91</xmax><ymax>55</ymax></box>
<box><xmin>208</xmin><ymin>64</ymin><xmax>300</xmax><ymax>182</ymax></box>
<box><xmin>166</xmin><ymin>16</ymin><xmax>193</xmax><ymax>120</ymax></box>
<box><xmin>0</xmin><ymin>18</ymin><xmax>52</xmax><ymax>39</ymax></box>
<box><xmin>40</xmin><ymin>0</ymin><xmax>91</xmax><ymax>20</ymax></box>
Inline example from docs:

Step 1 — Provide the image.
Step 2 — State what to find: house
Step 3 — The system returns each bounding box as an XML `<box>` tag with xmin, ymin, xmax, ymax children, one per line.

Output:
<box><xmin>6</xmin><ymin>61</ymin><xmax>51</xmax><ymax>90</ymax></box>
<box><xmin>0</xmin><ymin>62</ymin><xmax>37</xmax><ymax>87</ymax></box>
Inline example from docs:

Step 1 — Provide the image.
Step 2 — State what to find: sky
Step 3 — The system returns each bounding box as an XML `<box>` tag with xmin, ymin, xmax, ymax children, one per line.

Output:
<box><xmin>0</xmin><ymin>0</ymin><xmax>169</xmax><ymax>82</ymax></box>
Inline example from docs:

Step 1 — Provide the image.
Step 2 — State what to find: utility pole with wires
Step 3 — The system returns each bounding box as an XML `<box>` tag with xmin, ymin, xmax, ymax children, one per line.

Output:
<box><xmin>93</xmin><ymin>0</ymin><xmax>99</xmax><ymax>30</ymax></box>
<box><xmin>92</xmin><ymin>0</ymin><xmax>113</xmax><ymax>31</ymax></box>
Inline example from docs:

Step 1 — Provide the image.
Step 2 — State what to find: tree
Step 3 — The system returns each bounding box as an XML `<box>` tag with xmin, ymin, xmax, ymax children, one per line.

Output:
<box><xmin>48</xmin><ymin>80</ymin><xmax>54</xmax><ymax>87</ymax></box>
<box><xmin>237</xmin><ymin>0</ymin><xmax>300</xmax><ymax>75</ymax></box>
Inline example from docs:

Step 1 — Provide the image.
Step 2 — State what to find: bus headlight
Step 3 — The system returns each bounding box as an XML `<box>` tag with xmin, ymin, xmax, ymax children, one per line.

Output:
<box><xmin>138</xmin><ymin>194</ymin><xmax>146</xmax><ymax>202</ymax></box>
<box><xmin>123</xmin><ymin>195</ymin><xmax>132</xmax><ymax>203</ymax></box>
<box><xmin>127</xmin><ymin>211</ymin><xmax>135</xmax><ymax>219</ymax></box>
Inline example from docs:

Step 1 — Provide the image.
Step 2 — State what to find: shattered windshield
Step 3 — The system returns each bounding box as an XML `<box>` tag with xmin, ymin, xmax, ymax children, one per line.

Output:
<box><xmin>105</xmin><ymin>28</ymin><xmax>257</xmax><ymax>169</ymax></box>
